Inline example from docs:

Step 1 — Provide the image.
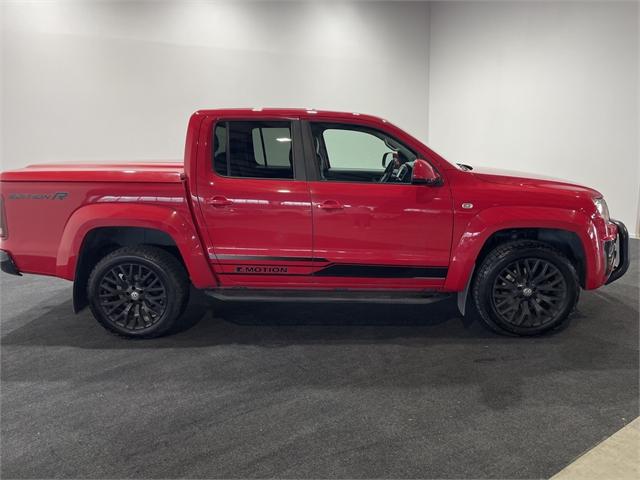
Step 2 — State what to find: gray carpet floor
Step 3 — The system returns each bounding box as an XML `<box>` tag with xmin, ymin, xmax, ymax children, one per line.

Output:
<box><xmin>1</xmin><ymin>240</ymin><xmax>638</xmax><ymax>479</ymax></box>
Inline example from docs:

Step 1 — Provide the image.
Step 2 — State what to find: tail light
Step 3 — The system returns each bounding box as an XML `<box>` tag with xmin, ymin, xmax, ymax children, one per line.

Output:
<box><xmin>0</xmin><ymin>195</ymin><xmax>7</xmax><ymax>239</ymax></box>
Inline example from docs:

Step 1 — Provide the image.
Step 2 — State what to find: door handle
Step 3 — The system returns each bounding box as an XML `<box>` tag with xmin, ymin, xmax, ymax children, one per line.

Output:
<box><xmin>207</xmin><ymin>196</ymin><xmax>233</xmax><ymax>207</ymax></box>
<box><xmin>317</xmin><ymin>200</ymin><xmax>343</xmax><ymax>210</ymax></box>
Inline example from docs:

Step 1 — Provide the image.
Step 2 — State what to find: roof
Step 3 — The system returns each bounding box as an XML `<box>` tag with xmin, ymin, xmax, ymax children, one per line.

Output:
<box><xmin>193</xmin><ymin>108</ymin><xmax>390</xmax><ymax>123</ymax></box>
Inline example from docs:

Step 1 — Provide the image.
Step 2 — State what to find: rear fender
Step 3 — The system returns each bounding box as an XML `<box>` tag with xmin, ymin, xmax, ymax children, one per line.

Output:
<box><xmin>56</xmin><ymin>203</ymin><xmax>217</xmax><ymax>288</ymax></box>
<box><xmin>444</xmin><ymin>206</ymin><xmax>602</xmax><ymax>292</ymax></box>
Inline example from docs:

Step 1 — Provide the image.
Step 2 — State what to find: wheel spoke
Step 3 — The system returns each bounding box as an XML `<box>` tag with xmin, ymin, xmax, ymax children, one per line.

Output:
<box><xmin>99</xmin><ymin>284</ymin><xmax>120</xmax><ymax>295</ymax></box>
<box><xmin>146</xmin><ymin>286</ymin><xmax>166</xmax><ymax>293</ymax></box>
<box><xmin>531</xmin><ymin>264</ymin><xmax>549</xmax><ymax>284</ymax></box>
<box><xmin>521</xmin><ymin>301</ymin><xmax>532</xmax><ymax>326</ymax></box>
<box><xmin>134</xmin><ymin>303</ymin><xmax>142</xmax><ymax>329</ymax></box>
<box><xmin>537</xmin><ymin>285</ymin><xmax>564</xmax><ymax>293</ymax></box>
<box><xmin>102</xmin><ymin>298</ymin><xmax>127</xmax><ymax>307</ymax></box>
<box><xmin>143</xmin><ymin>302</ymin><xmax>161</xmax><ymax>317</ymax></box>
<box><xmin>530</xmin><ymin>298</ymin><xmax>546</xmax><ymax>316</ymax></box>
<box><xmin>145</xmin><ymin>297</ymin><xmax>165</xmax><ymax>309</ymax></box>
<box><xmin>530</xmin><ymin>259</ymin><xmax>541</xmax><ymax>278</ymax></box>
<box><xmin>141</xmin><ymin>304</ymin><xmax>153</xmax><ymax>325</ymax></box>
<box><xmin>495</xmin><ymin>298</ymin><xmax>513</xmax><ymax>309</ymax></box>
<box><xmin>513</xmin><ymin>305</ymin><xmax>526</xmax><ymax>325</ymax></box>
<box><xmin>105</xmin><ymin>301</ymin><xmax>127</xmax><ymax>316</ymax></box>
<box><xmin>537</xmin><ymin>293</ymin><xmax>559</xmax><ymax>305</ymax></box>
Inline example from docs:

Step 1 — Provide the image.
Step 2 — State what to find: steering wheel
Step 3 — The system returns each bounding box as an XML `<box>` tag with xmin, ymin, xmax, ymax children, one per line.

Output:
<box><xmin>379</xmin><ymin>156</ymin><xmax>396</xmax><ymax>183</ymax></box>
<box><xmin>396</xmin><ymin>163</ymin><xmax>410</xmax><ymax>183</ymax></box>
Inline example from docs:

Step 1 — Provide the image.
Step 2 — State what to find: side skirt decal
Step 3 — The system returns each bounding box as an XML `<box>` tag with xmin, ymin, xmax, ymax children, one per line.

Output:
<box><xmin>313</xmin><ymin>264</ymin><xmax>448</xmax><ymax>278</ymax></box>
<box><xmin>210</xmin><ymin>255</ymin><xmax>447</xmax><ymax>279</ymax></box>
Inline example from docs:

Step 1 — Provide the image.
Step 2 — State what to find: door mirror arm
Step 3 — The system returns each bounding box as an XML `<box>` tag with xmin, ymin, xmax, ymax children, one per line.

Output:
<box><xmin>412</xmin><ymin>177</ymin><xmax>444</xmax><ymax>186</ymax></box>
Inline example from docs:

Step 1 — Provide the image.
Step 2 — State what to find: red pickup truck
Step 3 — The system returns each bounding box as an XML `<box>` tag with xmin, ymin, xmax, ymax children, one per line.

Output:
<box><xmin>0</xmin><ymin>109</ymin><xmax>629</xmax><ymax>338</ymax></box>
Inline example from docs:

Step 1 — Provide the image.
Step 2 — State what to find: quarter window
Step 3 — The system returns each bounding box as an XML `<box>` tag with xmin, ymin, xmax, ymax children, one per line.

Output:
<box><xmin>213</xmin><ymin>121</ymin><xmax>294</xmax><ymax>179</ymax></box>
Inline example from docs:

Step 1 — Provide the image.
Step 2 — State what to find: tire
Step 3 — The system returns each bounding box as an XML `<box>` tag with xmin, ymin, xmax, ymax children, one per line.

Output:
<box><xmin>87</xmin><ymin>246</ymin><xmax>190</xmax><ymax>338</ymax></box>
<box><xmin>472</xmin><ymin>240</ymin><xmax>579</xmax><ymax>336</ymax></box>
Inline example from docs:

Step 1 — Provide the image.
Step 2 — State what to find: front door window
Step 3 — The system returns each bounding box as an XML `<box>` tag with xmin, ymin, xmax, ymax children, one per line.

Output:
<box><xmin>310</xmin><ymin>123</ymin><xmax>417</xmax><ymax>184</ymax></box>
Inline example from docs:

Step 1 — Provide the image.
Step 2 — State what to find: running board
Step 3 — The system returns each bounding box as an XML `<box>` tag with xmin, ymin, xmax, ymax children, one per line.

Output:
<box><xmin>205</xmin><ymin>289</ymin><xmax>452</xmax><ymax>304</ymax></box>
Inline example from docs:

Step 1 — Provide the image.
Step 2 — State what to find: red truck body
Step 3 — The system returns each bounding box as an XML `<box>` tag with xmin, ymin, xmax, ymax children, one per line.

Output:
<box><xmin>0</xmin><ymin>109</ymin><xmax>629</xmax><ymax>337</ymax></box>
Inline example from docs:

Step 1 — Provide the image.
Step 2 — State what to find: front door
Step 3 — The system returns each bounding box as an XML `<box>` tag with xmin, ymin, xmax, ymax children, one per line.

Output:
<box><xmin>196</xmin><ymin>118</ymin><xmax>314</xmax><ymax>286</ymax></box>
<box><xmin>306</xmin><ymin>121</ymin><xmax>454</xmax><ymax>289</ymax></box>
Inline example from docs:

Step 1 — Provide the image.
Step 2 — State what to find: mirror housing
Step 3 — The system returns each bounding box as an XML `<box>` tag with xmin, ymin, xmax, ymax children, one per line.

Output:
<box><xmin>411</xmin><ymin>159</ymin><xmax>442</xmax><ymax>185</ymax></box>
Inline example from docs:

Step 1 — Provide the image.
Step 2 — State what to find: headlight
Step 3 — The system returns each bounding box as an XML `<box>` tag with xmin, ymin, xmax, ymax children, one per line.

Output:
<box><xmin>593</xmin><ymin>198</ymin><xmax>610</xmax><ymax>222</ymax></box>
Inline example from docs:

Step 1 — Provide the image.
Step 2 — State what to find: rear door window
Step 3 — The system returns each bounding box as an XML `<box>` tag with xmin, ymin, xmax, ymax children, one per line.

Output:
<box><xmin>213</xmin><ymin>121</ymin><xmax>294</xmax><ymax>179</ymax></box>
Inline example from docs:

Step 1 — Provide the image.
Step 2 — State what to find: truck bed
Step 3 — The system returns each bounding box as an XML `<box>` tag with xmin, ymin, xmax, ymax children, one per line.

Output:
<box><xmin>0</xmin><ymin>162</ymin><xmax>184</xmax><ymax>183</ymax></box>
<box><xmin>0</xmin><ymin>161</ymin><xmax>190</xmax><ymax>277</ymax></box>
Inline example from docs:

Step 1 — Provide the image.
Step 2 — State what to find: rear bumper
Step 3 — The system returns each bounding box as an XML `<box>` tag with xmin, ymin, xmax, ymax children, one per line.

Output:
<box><xmin>0</xmin><ymin>250</ymin><xmax>21</xmax><ymax>276</ymax></box>
<box><xmin>604</xmin><ymin>219</ymin><xmax>629</xmax><ymax>285</ymax></box>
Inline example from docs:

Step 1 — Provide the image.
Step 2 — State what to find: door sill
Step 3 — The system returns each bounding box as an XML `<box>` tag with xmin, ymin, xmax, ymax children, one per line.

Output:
<box><xmin>204</xmin><ymin>288</ymin><xmax>451</xmax><ymax>304</ymax></box>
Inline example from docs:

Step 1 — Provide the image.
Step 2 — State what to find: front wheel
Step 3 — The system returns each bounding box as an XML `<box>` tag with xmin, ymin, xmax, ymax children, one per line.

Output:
<box><xmin>472</xmin><ymin>240</ymin><xmax>579</xmax><ymax>336</ymax></box>
<box><xmin>87</xmin><ymin>246</ymin><xmax>189</xmax><ymax>338</ymax></box>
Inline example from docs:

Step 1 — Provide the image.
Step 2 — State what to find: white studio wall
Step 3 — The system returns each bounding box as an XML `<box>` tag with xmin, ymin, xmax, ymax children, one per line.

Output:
<box><xmin>1</xmin><ymin>1</ymin><xmax>638</xmax><ymax>234</ymax></box>
<box><xmin>428</xmin><ymin>0</ymin><xmax>639</xmax><ymax>235</ymax></box>
<box><xmin>1</xmin><ymin>0</ymin><xmax>430</xmax><ymax>169</ymax></box>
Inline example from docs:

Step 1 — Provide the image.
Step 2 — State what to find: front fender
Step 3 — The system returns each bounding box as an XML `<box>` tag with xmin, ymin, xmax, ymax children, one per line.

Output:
<box><xmin>56</xmin><ymin>203</ymin><xmax>217</xmax><ymax>288</ymax></box>
<box><xmin>444</xmin><ymin>206</ymin><xmax>603</xmax><ymax>291</ymax></box>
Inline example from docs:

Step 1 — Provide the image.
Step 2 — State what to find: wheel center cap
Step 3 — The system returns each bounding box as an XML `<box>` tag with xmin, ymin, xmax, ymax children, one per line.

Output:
<box><xmin>130</xmin><ymin>291</ymin><xmax>141</xmax><ymax>301</ymax></box>
<box><xmin>522</xmin><ymin>287</ymin><xmax>534</xmax><ymax>297</ymax></box>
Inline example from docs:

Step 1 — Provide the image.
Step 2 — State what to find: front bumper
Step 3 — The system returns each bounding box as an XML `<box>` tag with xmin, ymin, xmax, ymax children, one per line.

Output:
<box><xmin>604</xmin><ymin>219</ymin><xmax>629</xmax><ymax>285</ymax></box>
<box><xmin>0</xmin><ymin>250</ymin><xmax>21</xmax><ymax>276</ymax></box>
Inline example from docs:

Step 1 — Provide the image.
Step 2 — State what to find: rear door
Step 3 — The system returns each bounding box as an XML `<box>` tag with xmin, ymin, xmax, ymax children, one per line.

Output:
<box><xmin>305</xmin><ymin>121</ymin><xmax>454</xmax><ymax>289</ymax></box>
<box><xmin>195</xmin><ymin>117</ymin><xmax>315</xmax><ymax>286</ymax></box>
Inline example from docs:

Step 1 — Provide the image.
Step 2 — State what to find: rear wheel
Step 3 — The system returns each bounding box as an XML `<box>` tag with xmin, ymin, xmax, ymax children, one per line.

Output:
<box><xmin>472</xmin><ymin>240</ymin><xmax>579</xmax><ymax>336</ymax></box>
<box><xmin>87</xmin><ymin>246</ymin><xmax>189</xmax><ymax>338</ymax></box>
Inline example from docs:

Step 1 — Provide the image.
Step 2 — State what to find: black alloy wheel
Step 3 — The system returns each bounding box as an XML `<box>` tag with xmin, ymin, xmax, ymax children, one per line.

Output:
<box><xmin>491</xmin><ymin>258</ymin><xmax>568</xmax><ymax>328</ymax></box>
<box><xmin>87</xmin><ymin>246</ymin><xmax>189</xmax><ymax>338</ymax></box>
<box><xmin>472</xmin><ymin>240</ymin><xmax>579</xmax><ymax>336</ymax></box>
<box><xmin>97</xmin><ymin>262</ymin><xmax>168</xmax><ymax>331</ymax></box>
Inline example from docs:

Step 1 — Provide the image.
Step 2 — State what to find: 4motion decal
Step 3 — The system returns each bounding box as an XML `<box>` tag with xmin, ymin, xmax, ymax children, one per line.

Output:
<box><xmin>235</xmin><ymin>266</ymin><xmax>289</xmax><ymax>274</ymax></box>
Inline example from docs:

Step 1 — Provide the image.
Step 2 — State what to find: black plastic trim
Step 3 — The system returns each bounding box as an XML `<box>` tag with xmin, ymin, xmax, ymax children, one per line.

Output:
<box><xmin>205</xmin><ymin>288</ymin><xmax>451</xmax><ymax>304</ymax></box>
<box><xmin>313</xmin><ymin>264</ymin><xmax>448</xmax><ymax>278</ymax></box>
<box><xmin>291</xmin><ymin>120</ymin><xmax>308</xmax><ymax>181</ymax></box>
<box><xmin>605</xmin><ymin>219</ymin><xmax>630</xmax><ymax>285</ymax></box>
<box><xmin>0</xmin><ymin>250</ymin><xmax>21</xmax><ymax>276</ymax></box>
<box><xmin>300</xmin><ymin>120</ymin><xmax>321</xmax><ymax>182</ymax></box>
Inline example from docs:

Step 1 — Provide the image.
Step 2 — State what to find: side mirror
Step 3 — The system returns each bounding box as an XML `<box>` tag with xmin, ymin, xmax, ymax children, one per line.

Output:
<box><xmin>411</xmin><ymin>159</ymin><xmax>442</xmax><ymax>185</ymax></box>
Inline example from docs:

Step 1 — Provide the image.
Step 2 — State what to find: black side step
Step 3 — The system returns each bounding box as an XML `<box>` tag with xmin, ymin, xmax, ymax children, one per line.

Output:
<box><xmin>205</xmin><ymin>289</ymin><xmax>452</xmax><ymax>304</ymax></box>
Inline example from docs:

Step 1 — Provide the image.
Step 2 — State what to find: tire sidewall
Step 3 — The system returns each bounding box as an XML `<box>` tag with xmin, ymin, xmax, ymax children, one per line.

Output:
<box><xmin>88</xmin><ymin>252</ymin><xmax>183</xmax><ymax>338</ymax></box>
<box><xmin>476</xmin><ymin>247</ymin><xmax>578</xmax><ymax>336</ymax></box>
